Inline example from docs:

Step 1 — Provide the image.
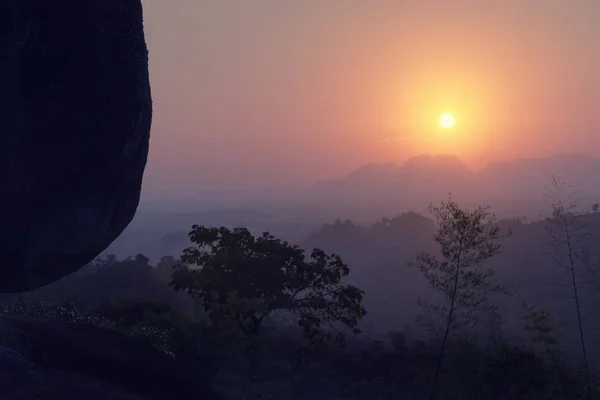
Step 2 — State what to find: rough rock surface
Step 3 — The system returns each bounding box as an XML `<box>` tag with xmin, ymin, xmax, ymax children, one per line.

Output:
<box><xmin>0</xmin><ymin>314</ymin><xmax>221</xmax><ymax>400</ymax></box>
<box><xmin>0</xmin><ymin>1</ymin><xmax>152</xmax><ymax>292</ymax></box>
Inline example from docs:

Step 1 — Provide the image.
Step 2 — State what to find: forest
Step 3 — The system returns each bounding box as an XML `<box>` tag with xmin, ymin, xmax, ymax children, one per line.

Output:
<box><xmin>2</xmin><ymin>182</ymin><xmax>600</xmax><ymax>400</ymax></box>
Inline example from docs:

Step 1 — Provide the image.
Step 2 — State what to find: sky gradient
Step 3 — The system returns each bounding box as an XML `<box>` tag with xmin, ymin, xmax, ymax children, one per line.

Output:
<box><xmin>141</xmin><ymin>0</ymin><xmax>600</xmax><ymax>193</ymax></box>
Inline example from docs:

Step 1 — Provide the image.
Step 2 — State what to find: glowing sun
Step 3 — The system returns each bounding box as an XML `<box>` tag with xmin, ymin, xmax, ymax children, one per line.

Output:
<box><xmin>439</xmin><ymin>112</ymin><xmax>456</xmax><ymax>129</ymax></box>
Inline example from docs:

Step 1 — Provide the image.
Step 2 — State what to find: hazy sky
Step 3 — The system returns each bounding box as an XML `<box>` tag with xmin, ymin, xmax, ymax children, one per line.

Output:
<box><xmin>141</xmin><ymin>0</ymin><xmax>600</xmax><ymax>193</ymax></box>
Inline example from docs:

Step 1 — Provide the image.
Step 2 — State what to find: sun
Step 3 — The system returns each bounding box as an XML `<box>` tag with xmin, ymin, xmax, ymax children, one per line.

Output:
<box><xmin>439</xmin><ymin>112</ymin><xmax>456</xmax><ymax>129</ymax></box>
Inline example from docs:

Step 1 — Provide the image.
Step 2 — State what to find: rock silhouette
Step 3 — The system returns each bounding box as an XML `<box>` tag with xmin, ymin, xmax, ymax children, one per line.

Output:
<box><xmin>0</xmin><ymin>0</ymin><xmax>152</xmax><ymax>292</ymax></box>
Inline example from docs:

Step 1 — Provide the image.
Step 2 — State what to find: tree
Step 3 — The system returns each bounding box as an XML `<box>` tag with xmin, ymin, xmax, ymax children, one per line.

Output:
<box><xmin>155</xmin><ymin>255</ymin><xmax>178</xmax><ymax>283</ymax></box>
<box><xmin>592</xmin><ymin>203</ymin><xmax>599</xmax><ymax>213</ymax></box>
<box><xmin>546</xmin><ymin>176</ymin><xmax>592</xmax><ymax>400</ymax></box>
<box><xmin>409</xmin><ymin>196</ymin><xmax>507</xmax><ymax>399</ymax></box>
<box><xmin>512</xmin><ymin>285</ymin><xmax>558</xmax><ymax>359</ymax></box>
<box><xmin>170</xmin><ymin>225</ymin><xmax>366</xmax><ymax>375</ymax></box>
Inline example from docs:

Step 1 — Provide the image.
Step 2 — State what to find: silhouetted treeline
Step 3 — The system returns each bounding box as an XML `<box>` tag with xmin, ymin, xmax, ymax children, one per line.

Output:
<box><xmin>2</xmin><ymin>203</ymin><xmax>600</xmax><ymax>399</ymax></box>
<box><xmin>0</xmin><ymin>254</ymin><xmax>196</xmax><ymax>316</ymax></box>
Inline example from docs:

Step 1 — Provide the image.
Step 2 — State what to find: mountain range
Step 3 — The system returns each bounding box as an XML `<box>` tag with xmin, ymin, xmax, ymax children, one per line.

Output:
<box><xmin>305</xmin><ymin>153</ymin><xmax>600</xmax><ymax>214</ymax></box>
<box><xmin>137</xmin><ymin>153</ymin><xmax>600</xmax><ymax>221</ymax></box>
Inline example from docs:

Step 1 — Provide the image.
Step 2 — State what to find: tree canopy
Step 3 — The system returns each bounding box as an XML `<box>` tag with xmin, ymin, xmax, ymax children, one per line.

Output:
<box><xmin>170</xmin><ymin>225</ymin><xmax>366</xmax><ymax>347</ymax></box>
<box><xmin>412</xmin><ymin>198</ymin><xmax>506</xmax><ymax>333</ymax></box>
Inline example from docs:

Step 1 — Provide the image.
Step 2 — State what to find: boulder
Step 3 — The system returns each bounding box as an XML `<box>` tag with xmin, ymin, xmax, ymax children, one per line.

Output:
<box><xmin>0</xmin><ymin>314</ymin><xmax>221</xmax><ymax>400</ymax></box>
<box><xmin>0</xmin><ymin>0</ymin><xmax>152</xmax><ymax>292</ymax></box>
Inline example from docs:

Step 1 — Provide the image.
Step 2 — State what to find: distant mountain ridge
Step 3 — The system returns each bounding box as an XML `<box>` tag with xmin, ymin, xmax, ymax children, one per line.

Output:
<box><xmin>306</xmin><ymin>153</ymin><xmax>600</xmax><ymax>207</ymax></box>
<box><xmin>312</xmin><ymin>154</ymin><xmax>473</xmax><ymax>187</ymax></box>
<box><xmin>137</xmin><ymin>153</ymin><xmax>600</xmax><ymax>221</ymax></box>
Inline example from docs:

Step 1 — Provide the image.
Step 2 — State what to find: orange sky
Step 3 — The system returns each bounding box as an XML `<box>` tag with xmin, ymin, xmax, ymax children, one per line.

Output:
<box><xmin>141</xmin><ymin>0</ymin><xmax>600</xmax><ymax>192</ymax></box>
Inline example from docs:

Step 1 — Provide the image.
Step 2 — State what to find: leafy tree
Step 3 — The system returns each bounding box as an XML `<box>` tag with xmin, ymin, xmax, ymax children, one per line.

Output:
<box><xmin>522</xmin><ymin>307</ymin><xmax>558</xmax><ymax>351</ymax></box>
<box><xmin>409</xmin><ymin>196</ymin><xmax>507</xmax><ymax>399</ymax></box>
<box><xmin>592</xmin><ymin>203</ymin><xmax>598</xmax><ymax>213</ymax></box>
<box><xmin>512</xmin><ymin>286</ymin><xmax>558</xmax><ymax>359</ymax></box>
<box><xmin>170</xmin><ymin>225</ymin><xmax>366</xmax><ymax>374</ymax></box>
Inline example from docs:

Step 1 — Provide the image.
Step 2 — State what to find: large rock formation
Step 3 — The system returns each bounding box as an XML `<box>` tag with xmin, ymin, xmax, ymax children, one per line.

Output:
<box><xmin>0</xmin><ymin>1</ymin><xmax>152</xmax><ymax>292</ymax></box>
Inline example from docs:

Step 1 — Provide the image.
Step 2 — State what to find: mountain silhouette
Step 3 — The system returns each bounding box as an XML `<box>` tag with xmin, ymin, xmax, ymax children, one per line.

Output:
<box><xmin>477</xmin><ymin>153</ymin><xmax>600</xmax><ymax>199</ymax></box>
<box><xmin>309</xmin><ymin>154</ymin><xmax>473</xmax><ymax>198</ymax></box>
<box><xmin>305</xmin><ymin>153</ymin><xmax>600</xmax><ymax>215</ymax></box>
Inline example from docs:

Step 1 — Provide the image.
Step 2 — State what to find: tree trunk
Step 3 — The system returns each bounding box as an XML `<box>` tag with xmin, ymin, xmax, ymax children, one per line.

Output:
<box><xmin>430</xmin><ymin>254</ymin><xmax>462</xmax><ymax>400</ymax></box>
<box><xmin>564</xmin><ymin>225</ymin><xmax>592</xmax><ymax>400</ymax></box>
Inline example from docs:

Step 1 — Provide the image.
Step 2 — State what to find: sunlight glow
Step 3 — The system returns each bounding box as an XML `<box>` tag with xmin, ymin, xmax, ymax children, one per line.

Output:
<box><xmin>439</xmin><ymin>113</ymin><xmax>456</xmax><ymax>129</ymax></box>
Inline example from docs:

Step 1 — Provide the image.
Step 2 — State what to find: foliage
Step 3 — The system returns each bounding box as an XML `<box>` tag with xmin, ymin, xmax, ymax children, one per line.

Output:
<box><xmin>95</xmin><ymin>298</ymin><xmax>177</xmax><ymax>329</ymax></box>
<box><xmin>3</xmin><ymin>246</ymin><xmax>600</xmax><ymax>399</ymax></box>
<box><xmin>170</xmin><ymin>226</ymin><xmax>366</xmax><ymax>351</ymax></box>
<box><xmin>513</xmin><ymin>288</ymin><xmax>559</xmax><ymax>357</ymax></box>
<box><xmin>0</xmin><ymin>253</ymin><xmax>193</xmax><ymax>314</ymax></box>
<box><xmin>409</xmin><ymin>196</ymin><xmax>507</xmax><ymax>398</ymax></box>
<box><xmin>4</xmin><ymin>200</ymin><xmax>600</xmax><ymax>399</ymax></box>
<box><xmin>522</xmin><ymin>307</ymin><xmax>558</xmax><ymax>346</ymax></box>
<box><xmin>2</xmin><ymin>295</ymin><xmax>116</xmax><ymax>329</ymax></box>
<box><xmin>2</xmin><ymin>296</ymin><xmax>204</xmax><ymax>363</ymax></box>
<box><xmin>411</xmin><ymin>197</ymin><xmax>507</xmax><ymax>333</ymax></box>
<box><xmin>94</xmin><ymin>299</ymin><xmax>196</xmax><ymax>357</ymax></box>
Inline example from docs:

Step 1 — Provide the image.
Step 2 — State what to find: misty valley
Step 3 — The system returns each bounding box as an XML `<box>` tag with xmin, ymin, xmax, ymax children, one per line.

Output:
<box><xmin>3</xmin><ymin>157</ymin><xmax>600</xmax><ymax>399</ymax></box>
